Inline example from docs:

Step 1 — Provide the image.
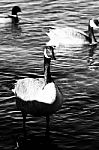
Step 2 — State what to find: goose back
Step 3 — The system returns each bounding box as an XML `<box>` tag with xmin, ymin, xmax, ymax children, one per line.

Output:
<box><xmin>13</xmin><ymin>78</ymin><xmax>57</xmax><ymax>104</ymax></box>
<box><xmin>46</xmin><ymin>27</ymin><xmax>90</xmax><ymax>46</ymax></box>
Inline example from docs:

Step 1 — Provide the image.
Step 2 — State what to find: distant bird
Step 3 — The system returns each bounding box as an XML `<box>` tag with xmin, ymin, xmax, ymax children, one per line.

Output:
<box><xmin>12</xmin><ymin>46</ymin><xmax>63</xmax><ymax>136</ymax></box>
<box><xmin>0</xmin><ymin>6</ymin><xmax>21</xmax><ymax>24</ymax></box>
<box><xmin>46</xmin><ymin>19</ymin><xmax>99</xmax><ymax>47</ymax></box>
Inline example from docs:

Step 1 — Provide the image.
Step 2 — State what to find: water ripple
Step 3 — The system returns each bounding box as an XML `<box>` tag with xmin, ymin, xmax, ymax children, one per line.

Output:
<box><xmin>0</xmin><ymin>0</ymin><xmax>99</xmax><ymax>150</ymax></box>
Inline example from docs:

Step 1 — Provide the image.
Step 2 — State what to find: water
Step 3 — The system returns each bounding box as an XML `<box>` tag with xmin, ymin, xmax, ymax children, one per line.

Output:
<box><xmin>0</xmin><ymin>0</ymin><xmax>99</xmax><ymax>149</ymax></box>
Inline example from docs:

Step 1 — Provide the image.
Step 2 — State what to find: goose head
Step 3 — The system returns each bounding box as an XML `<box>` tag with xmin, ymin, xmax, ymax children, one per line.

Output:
<box><xmin>44</xmin><ymin>46</ymin><xmax>56</xmax><ymax>60</ymax></box>
<box><xmin>88</xmin><ymin>19</ymin><xmax>99</xmax><ymax>44</ymax></box>
<box><xmin>89</xmin><ymin>19</ymin><xmax>99</xmax><ymax>29</ymax></box>
<box><xmin>9</xmin><ymin>6</ymin><xmax>21</xmax><ymax>24</ymax></box>
<box><xmin>12</xmin><ymin>6</ymin><xmax>21</xmax><ymax>15</ymax></box>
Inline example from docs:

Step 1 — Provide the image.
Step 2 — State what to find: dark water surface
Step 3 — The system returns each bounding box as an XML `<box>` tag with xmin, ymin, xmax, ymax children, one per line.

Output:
<box><xmin>1</xmin><ymin>0</ymin><xmax>99</xmax><ymax>149</ymax></box>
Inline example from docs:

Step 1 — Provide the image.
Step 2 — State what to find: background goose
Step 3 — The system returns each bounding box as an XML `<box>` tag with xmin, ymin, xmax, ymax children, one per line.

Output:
<box><xmin>0</xmin><ymin>6</ymin><xmax>21</xmax><ymax>24</ymax></box>
<box><xmin>46</xmin><ymin>19</ymin><xmax>99</xmax><ymax>47</ymax></box>
<box><xmin>12</xmin><ymin>46</ymin><xmax>63</xmax><ymax>136</ymax></box>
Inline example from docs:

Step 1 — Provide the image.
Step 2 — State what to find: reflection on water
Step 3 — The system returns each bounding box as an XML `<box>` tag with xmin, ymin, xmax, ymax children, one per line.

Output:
<box><xmin>1</xmin><ymin>0</ymin><xmax>99</xmax><ymax>150</ymax></box>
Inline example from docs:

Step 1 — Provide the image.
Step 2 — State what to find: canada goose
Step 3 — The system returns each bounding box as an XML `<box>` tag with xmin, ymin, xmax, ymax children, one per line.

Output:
<box><xmin>0</xmin><ymin>6</ymin><xmax>21</xmax><ymax>24</ymax></box>
<box><xmin>12</xmin><ymin>46</ymin><xmax>63</xmax><ymax>136</ymax></box>
<box><xmin>46</xmin><ymin>19</ymin><xmax>99</xmax><ymax>47</ymax></box>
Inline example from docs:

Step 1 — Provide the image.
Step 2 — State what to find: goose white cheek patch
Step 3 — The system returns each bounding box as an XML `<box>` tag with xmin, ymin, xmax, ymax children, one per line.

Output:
<box><xmin>90</xmin><ymin>20</ymin><xmax>98</xmax><ymax>28</ymax></box>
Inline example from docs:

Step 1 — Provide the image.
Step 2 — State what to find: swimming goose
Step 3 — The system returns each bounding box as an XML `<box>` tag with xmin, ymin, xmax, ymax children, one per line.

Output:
<box><xmin>46</xmin><ymin>19</ymin><xmax>99</xmax><ymax>47</ymax></box>
<box><xmin>0</xmin><ymin>6</ymin><xmax>21</xmax><ymax>24</ymax></box>
<box><xmin>12</xmin><ymin>46</ymin><xmax>63</xmax><ymax>136</ymax></box>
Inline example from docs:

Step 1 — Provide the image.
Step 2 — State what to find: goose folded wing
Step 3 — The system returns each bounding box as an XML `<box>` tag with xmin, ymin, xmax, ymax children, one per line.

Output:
<box><xmin>13</xmin><ymin>78</ymin><xmax>56</xmax><ymax>104</ymax></box>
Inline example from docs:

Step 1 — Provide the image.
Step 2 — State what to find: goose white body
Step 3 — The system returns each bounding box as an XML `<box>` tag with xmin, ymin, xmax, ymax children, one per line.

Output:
<box><xmin>46</xmin><ymin>27</ymin><xmax>89</xmax><ymax>47</ymax></box>
<box><xmin>13</xmin><ymin>78</ymin><xmax>56</xmax><ymax>104</ymax></box>
<box><xmin>0</xmin><ymin>16</ymin><xmax>11</xmax><ymax>24</ymax></box>
<box><xmin>46</xmin><ymin>19</ymin><xmax>99</xmax><ymax>47</ymax></box>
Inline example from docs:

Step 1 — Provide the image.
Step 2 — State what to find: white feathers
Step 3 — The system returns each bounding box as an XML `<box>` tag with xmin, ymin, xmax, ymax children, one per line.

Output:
<box><xmin>46</xmin><ymin>27</ymin><xmax>89</xmax><ymax>47</ymax></box>
<box><xmin>12</xmin><ymin>78</ymin><xmax>56</xmax><ymax>104</ymax></box>
<box><xmin>90</xmin><ymin>19</ymin><xmax>99</xmax><ymax>29</ymax></box>
<box><xmin>0</xmin><ymin>17</ymin><xmax>11</xmax><ymax>24</ymax></box>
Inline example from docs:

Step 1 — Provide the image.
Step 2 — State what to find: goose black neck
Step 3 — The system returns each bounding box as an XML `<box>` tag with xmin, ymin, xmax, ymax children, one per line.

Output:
<box><xmin>44</xmin><ymin>56</ymin><xmax>52</xmax><ymax>84</ymax></box>
<box><xmin>9</xmin><ymin>13</ymin><xmax>19</xmax><ymax>24</ymax></box>
<box><xmin>88</xmin><ymin>24</ymin><xmax>97</xmax><ymax>43</ymax></box>
<box><xmin>12</xmin><ymin>16</ymin><xmax>19</xmax><ymax>24</ymax></box>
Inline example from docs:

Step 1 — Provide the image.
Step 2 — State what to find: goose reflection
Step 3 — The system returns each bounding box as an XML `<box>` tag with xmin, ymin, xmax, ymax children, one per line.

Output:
<box><xmin>16</xmin><ymin>134</ymin><xmax>63</xmax><ymax>150</ymax></box>
<box><xmin>11</xmin><ymin>23</ymin><xmax>22</xmax><ymax>37</ymax></box>
<box><xmin>87</xmin><ymin>44</ymin><xmax>97</xmax><ymax>70</ymax></box>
